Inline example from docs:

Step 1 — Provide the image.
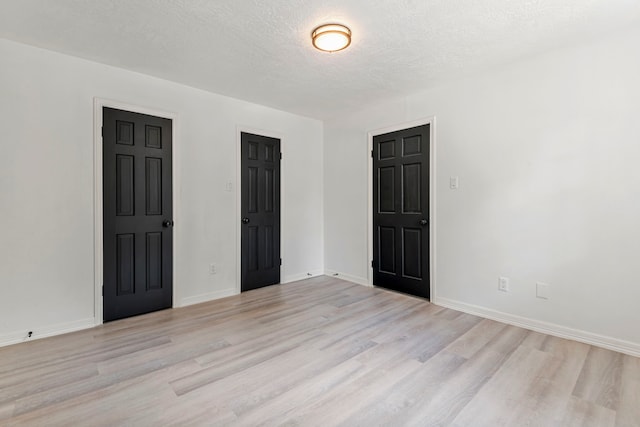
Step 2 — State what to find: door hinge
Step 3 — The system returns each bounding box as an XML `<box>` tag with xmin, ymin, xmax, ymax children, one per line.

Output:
<box><xmin>371</xmin><ymin>260</ymin><xmax>375</xmax><ymax>268</ymax></box>
<box><xmin>280</xmin><ymin>258</ymin><xmax>282</xmax><ymax>266</ymax></box>
<box><xmin>280</xmin><ymin>152</ymin><xmax>282</xmax><ymax>160</ymax></box>
<box><xmin>101</xmin><ymin>126</ymin><xmax>104</xmax><ymax>137</ymax></box>
<box><xmin>371</xmin><ymin>150</ymin><xmax>374</xmax><ymax>158</ymax></box>
<box><xmin>101</xmin><ymin>286</ymin><xmax>104</xmax><ymax>296</ymax></box>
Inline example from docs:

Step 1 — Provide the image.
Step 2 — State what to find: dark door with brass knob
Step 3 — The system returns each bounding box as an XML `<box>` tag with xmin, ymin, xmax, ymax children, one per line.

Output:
<box><xmin>372</xmin><ymin>124</ymin><xmax>430</xmax><ymax>299</ymax></box>
<box><xmin>241</xmin><ymin>132</ymin><xmax>281</xmax><ymax>291</ymax></box>
<box><xmin>103</xmin><ymin>107</ymin><xmax>173</xmax><ymax>321</ymax></box>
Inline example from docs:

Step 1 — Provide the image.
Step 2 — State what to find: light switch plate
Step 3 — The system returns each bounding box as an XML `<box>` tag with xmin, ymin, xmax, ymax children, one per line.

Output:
<box><xmin>450</xmin><ymin>176</ymin><xmax>459</xmax><ymax>189</ymax></box>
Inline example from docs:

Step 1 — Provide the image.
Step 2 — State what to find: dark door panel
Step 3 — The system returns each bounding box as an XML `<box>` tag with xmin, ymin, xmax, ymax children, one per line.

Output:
<box><xmin>103</xmin><ymin>107</ymin><xmax>173</xmax><ymax>321</ymax></box>
<box><xmin>373</xmin><ymin>124</ymin><xmax>430</xmax><ymax>298</ymax></box>
<box><xmin>241</xmin><ymin>132</ymin><xmax>281</xmax><ymax>291</ymax></box>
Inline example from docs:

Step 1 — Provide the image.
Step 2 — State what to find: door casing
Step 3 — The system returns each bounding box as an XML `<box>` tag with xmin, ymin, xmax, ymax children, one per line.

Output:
<box><xmin>93</xmin><ymin>98</ymin><xmax>180</xmax><ymax>325</ymax></box>
<box><xmin>367</xmin><ymin>117</ymin><xmax>437</xmax><ymax>300</ymax></box>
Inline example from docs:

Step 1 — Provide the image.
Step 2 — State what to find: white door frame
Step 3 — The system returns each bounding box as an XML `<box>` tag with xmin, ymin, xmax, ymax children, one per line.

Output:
<box><xmin>367</xmin><ymin>116</ymin><xmax>437</xmax><ymax>299</ymax></box>
<box><xmin>235</xmin><ymin>126</ymin><xmax>286</xmax><ymax>294</ymax></box>
<box><xmin>93</xmin><ymin>98</ymin><xmax>180</xmax><ymax>325</ymax></box>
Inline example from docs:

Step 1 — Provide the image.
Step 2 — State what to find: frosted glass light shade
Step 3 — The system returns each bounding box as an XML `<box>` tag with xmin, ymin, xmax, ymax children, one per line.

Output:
<box><xmin>312</xmin><ymin>24</ymin><xmax>351</xmax><ymax>52</ymax></box>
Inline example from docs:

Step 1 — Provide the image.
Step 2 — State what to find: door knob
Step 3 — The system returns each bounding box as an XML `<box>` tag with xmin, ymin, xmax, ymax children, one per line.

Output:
<box><xmin>420</xmin><ymin>219</ymin><xmax>428</xmax><ymax>226</ymax></box>
<box><xmin>242</xmin><ymin>217</ymin><xmax>250</xmax><ymax>224</ymax></box>
<box><xmin>163</xmin><ymin>220</ymin><xmax>174</xmax><ymax>228</ymax></box>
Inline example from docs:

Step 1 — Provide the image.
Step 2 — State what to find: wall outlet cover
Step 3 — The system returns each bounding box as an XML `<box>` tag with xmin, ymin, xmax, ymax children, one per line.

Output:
<box><xmin>536</xmin><ymin>282</ymin><xmax>550</xmax><ymax>299</ymax></box>
<box><xmin>498</xmin><ymin>276</ymin><xmax>510</xmax><ymax>292</ymax></box>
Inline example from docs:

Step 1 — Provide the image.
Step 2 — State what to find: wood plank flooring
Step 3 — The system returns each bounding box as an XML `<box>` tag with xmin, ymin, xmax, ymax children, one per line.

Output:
<box><xmin>0</xmin><ymin>276</ymin><xmax>638</xmax><ymax>426</ymax></box>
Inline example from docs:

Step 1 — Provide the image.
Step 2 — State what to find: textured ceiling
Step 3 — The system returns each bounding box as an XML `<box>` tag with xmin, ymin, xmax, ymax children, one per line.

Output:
<box><xmin>1</xmin><ymin>0</ymin><xmax>639</xmax><ymax>120</ymax></box>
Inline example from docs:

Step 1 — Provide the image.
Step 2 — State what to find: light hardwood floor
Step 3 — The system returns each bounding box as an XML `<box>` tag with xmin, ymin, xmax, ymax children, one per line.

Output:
<box><xmin>1</xmin><ymin>276</ymin><xmax>638</xmax><ymax>426</ymax></box>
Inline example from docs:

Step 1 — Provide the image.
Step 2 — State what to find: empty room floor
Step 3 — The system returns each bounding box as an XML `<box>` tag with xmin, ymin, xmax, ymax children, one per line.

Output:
<box><xmin>0</xmin><ymin>276</ymin><xmax>638</xmax><ymax>426</ymax></box>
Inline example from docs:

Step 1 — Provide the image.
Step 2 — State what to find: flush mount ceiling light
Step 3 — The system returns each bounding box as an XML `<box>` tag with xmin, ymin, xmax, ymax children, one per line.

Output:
<box><xmin>312</xmin><ymin>24</ymin><xmax>351</xmax><ymax>52</ymax></box>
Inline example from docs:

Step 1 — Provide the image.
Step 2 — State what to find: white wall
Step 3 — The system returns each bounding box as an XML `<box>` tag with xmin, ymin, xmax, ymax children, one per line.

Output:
<box><xmin>324</xmin><ymin>25</ymin><xmax>640</xmax><ymax>352</ymax></box>
<box><xmin>0</xmin><ymin>39</ymin><xmax>324</xmax><ymax>344</ymax></box>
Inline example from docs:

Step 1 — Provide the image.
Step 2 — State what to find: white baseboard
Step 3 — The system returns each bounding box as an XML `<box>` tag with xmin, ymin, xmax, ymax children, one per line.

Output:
<box><xmin>0</xmin><ymin>317</ymin><xmax>95</xmax><ymax>348</ymax></box>
<box><xmin>282</xmin><ymin>270</ymin><xmax>325</xmax><ymax>284</ymax></box>
<box><xmin>180</xmin><ymin>288</ymin><xmax>238</xmax><ymax>307</ymax></box>
<box><xmin>324</xmin><ymin>270</ymin><xmax>371</xmax><ymax>287</ymax></box>
<box><xmin>434</xmin><ymin>297</ymin><xmax>640</xmax><ymax>358</ymax></box>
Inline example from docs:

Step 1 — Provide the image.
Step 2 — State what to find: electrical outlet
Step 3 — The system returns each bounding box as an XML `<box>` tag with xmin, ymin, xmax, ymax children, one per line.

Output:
<box><xmin>209</xmin><ymin>264</ymin><xmax>217</xmax><ymax>275</ymax></box>
<box><xmin>498</xmin><ymin>276</ymin><xmax>510</xmax><ymax>292</ymax></box>
<box><xmin>536</xmin><ymin>282</ymin><xmax>550</xmax><ymax>299</ymax></box>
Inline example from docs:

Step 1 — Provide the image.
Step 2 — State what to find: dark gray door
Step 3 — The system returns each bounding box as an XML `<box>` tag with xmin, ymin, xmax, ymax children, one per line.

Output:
<box><xmin>103</xmin><ymin>107</ymin><xmax>173</xmax><ymax>321</ymax></box>
<box><xmin>241</xmin><ymin>132</ymin><xmax>281</xmax><ymax>291</ymax></box>
<box><xmin>373</xmin><ymin>124</ymin><xmax>430</xmax><ymax>298</ymax></box>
